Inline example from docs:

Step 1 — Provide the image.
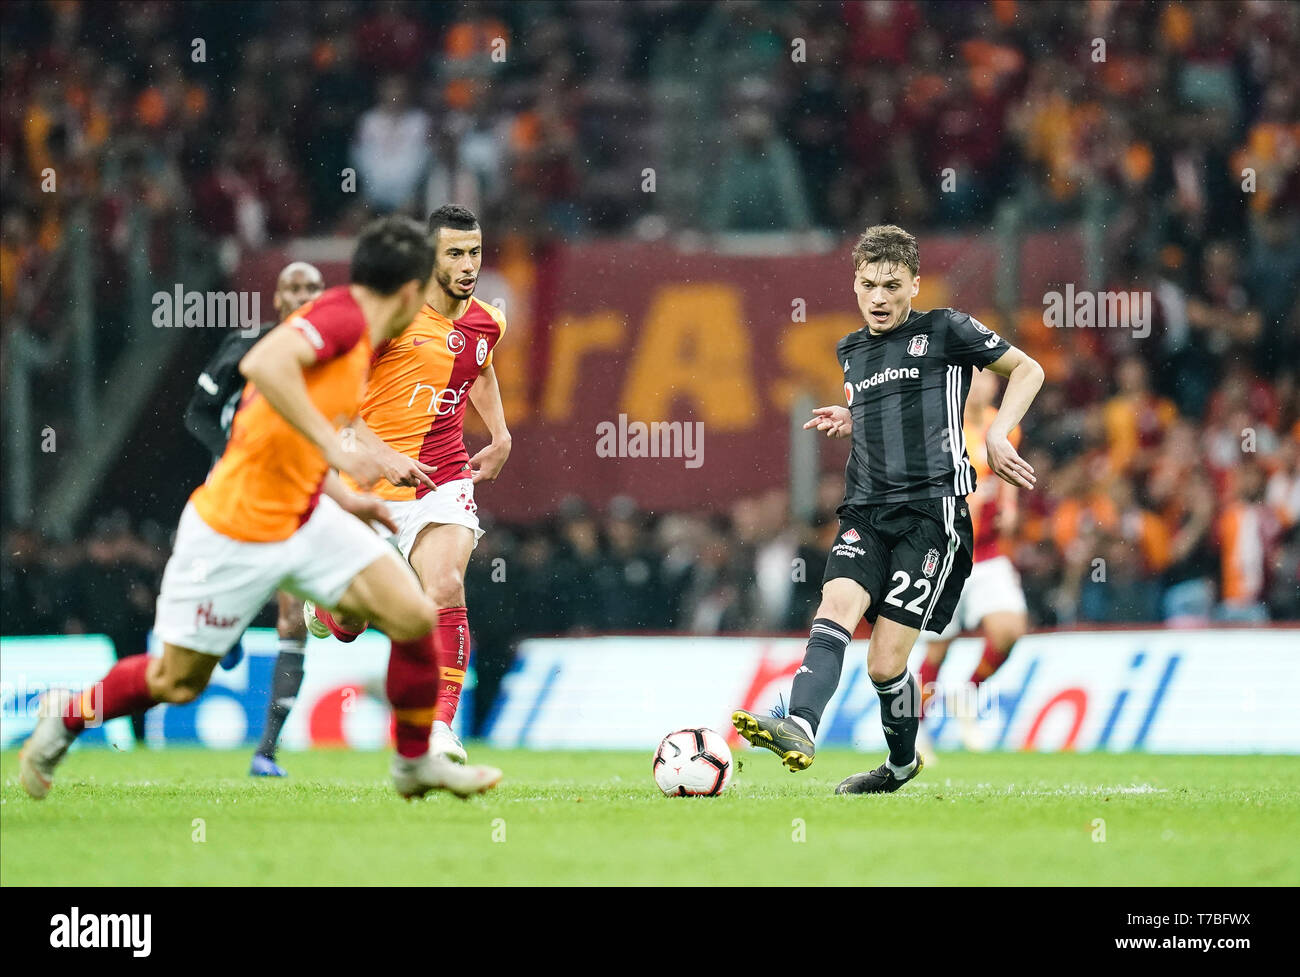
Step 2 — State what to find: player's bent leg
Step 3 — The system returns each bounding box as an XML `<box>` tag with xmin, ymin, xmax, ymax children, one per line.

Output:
<box><xmin>833</xmin><ymin>616</ymin><xmax>926</xmax><ymax>795</ymax></box>
<box><xmin>330</xmin><ymin>551</ymin><xmax>500</xmax><ymax>798</ymax></box>
<box><xmin>963</xmin><ymin>558</ymin><xmax>1027</xmax><ymax>690</ymax></box>
<box><xmin>332</xmin><ymin>549</ymin><xmax>437</xmax><ymax>641</ymax></box>
<box><xmin>919</xmin><ymin>636</ymin><xmax>951</xmax><ymax>720</ymax></box>
<box><xmin>409</xmin><ymin>523</ymin><xmax>475</xmax><ymax>763</ymax></box>
<box><xmin>303</xmin><ymin>600</ymin><xmax>369</xmax><ymax>642</ymax></box>
<box><xmin>865</xmin><ymin>615</ymin><xmax>919</xmax><ymax>683</ymax></box>
<box><xmin>285</xmin><ymin>497</ymin><xmax>500</xmax><ymax>798</ymax></box>
<box><xmin>924</xmin><ymin>639</ymin><xmax>951</xmax><ymax>668</ymax></box>
<box><xmin>409</xmin><ymin>522</ymin><xmax>474</xmax><ymax>607</ymax></box>
<box><xmin>959</xmin><ymin>610</ymin><xmax>1027</xmax><ymax>752</ymax></box>
<box><xmin>814</xmin><ymin>576</ymin><xmax>873</xmax><ymax>632</ymax></box>
<box><xmin>147</xmin><ymin>643</ymin><xmax>222</xmax><ymax>704</ymax></box>
<box><xmin>20</xmin><ymin>643</ymin><xmax>219</xmax><ymax>800</ymax></box>
<box><xmin>975</xmin><ymin>610</ymin><xmax>1026</xmax><ymax>679</ymax></box>
<box><xmin>733</xmin><ymin>577</ymin><xmax>872</xmax><ymax>772</ymax></box>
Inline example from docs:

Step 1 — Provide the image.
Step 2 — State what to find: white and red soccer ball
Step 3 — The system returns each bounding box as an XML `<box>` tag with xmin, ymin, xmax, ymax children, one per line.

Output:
<box><xmin>653</xmin><ymin>727</ymin><xmax>733</xmax><ymax>797</ymax></box>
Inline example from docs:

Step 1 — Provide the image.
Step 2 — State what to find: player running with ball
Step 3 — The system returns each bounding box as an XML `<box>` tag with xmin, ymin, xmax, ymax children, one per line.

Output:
<box><xmin>732</xmin><ymin>225</ymin><xmax>1043</xmax><ymax>794</ymax></box>
<box><xmin>19</xmin><ymin>217</ymin><xmax>502</xmax><ymax>801</ymax></box>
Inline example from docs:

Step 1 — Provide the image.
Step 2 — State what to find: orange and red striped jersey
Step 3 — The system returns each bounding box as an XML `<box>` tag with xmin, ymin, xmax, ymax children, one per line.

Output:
<box><xmin>965</xmin><ymin>405</ymin><xmax>1020</xmax><ymax>562</ymax></box>
<box><xmin>348</xmin><ymin>296</ymin><xmax>506</xmax><ymax>500</ymax></box>
<box><xmin>191</xmin><ymin>287</ymin><xmax>372</xmax><ymax>542</ymax></box>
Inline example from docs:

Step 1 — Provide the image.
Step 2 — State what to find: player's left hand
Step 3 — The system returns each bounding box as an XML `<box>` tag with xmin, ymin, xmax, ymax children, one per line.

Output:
<box><xmin>804</xmin><ymin>406</ymin><xmax>852</xmax><ymax>438</ymax></box>
<box><xmin>339</xmin><ymin>492</ymin><xmax>399</xmax><ymax>534</ymax></box>
<box><xmin>986</xmin><ymin>433</ymin><xmax>1036</xmax><ymax>489</ymax></box>
<box><xmin>469</xmin><ymin>437</ymin><xmax>512</xmax><ymax>484</ymax></box>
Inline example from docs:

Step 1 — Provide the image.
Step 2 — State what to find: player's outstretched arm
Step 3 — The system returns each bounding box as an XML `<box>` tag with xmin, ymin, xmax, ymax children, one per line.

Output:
<box><xmin>321</xmin><ymin>472</ymin><xmax>398</xmax><ymax>534</ymax></box>
<box><xmin>467</xmin><ymin>363</ymin><xmax>512</xmax><ymax>484</ymax></box>
<box><xmin>803</xmin><ymin>405</ymin><xmax>852</xmax><ymax>438</ymax></box>
<box><xmin>983</xmin><ymin>346</ymin><xmax>1045</xmax><ymax>490</ymax></box>
<box><xmin>345</xmin><ymin>417</ymin><xmax>437</xmax><ymax>490</ymax></box>
<box><xmin>239</xmin><ymin>328</ymin><xmax>386</xmax><ymax>488</ymax></box>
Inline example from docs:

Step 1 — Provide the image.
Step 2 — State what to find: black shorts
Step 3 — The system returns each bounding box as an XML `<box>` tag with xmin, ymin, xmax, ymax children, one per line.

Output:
<box><xmin>822</xmin><ymin>497</ymin><xmax>974</xmax><ymax>633</ymax></box>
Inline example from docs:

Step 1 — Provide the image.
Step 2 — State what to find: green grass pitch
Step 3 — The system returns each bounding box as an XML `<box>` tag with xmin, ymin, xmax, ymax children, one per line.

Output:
<box><xmin>3</xmin><ymin>747</ymin><xmax>1297</xmax><ymax>885</ymax></box>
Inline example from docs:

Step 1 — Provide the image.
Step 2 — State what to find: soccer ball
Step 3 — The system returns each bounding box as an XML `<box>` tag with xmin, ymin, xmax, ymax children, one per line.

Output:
<box><xmin>652</xmin><ymin>727</ymin><xmax>733</xmax><ymax>797</ymax></box>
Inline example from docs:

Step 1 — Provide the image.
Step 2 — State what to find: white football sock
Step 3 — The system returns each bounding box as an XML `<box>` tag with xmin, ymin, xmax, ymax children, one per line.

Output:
<box><xmin>789</xmin><ymin>715</ymin><xmax>814</xmax><ymax>742</ymax></box>
<box><xmin>886</xmin><ymin>756</ymin><xmax>918</xmax><ymax>780</ymax></box>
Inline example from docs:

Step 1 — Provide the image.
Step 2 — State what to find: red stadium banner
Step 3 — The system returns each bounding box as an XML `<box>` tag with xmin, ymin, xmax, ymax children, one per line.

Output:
<box><xmin>236</xmin><ymin>232</ymin><xmax>1081</xmax><ymax>520</ymax></box>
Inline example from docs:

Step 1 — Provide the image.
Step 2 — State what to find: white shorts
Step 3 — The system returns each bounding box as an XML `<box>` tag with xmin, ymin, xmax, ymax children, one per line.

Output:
<box><xmin>154</xmin><ymin>496</ymin><xmax>400</xmax><ymax>656</ymax></box>
<box><xmin>934</xmin><ymin>555</ymin><xmax>1028</xmax><ymax>640</ymax></box>
<box><xmin>384</xmin><ymin>478</ymin><xmax>484</xmax><ymax>562</ymax></box>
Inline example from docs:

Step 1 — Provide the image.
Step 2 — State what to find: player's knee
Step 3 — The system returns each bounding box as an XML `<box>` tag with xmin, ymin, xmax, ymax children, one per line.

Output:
<box><xmin>818</xmin><ymin>578</ymin><xmax>870</xmax><ymax>626</ymax></box>
<box><xmin>384</xmin><ymin>597</ymin><xmax>438</xmax><ymax>642</ymax></box>
<box><xmin>867</xmin><ymin>661</ymin><xmax>903</xmax><ymax>684</ymax></box>
<box><xmin>989</xmin><ymin>627</ymin><xmax>1023</xmax><ymax>653</ymax></box>
<box><xmin>986</xmin><ymin>615</ymin><xmax>1027</xmax><ymax>652</ymax></box>
<box><xmin>155</xmin><ymin>675</ymin><xmax>205</xmax><ymax>705</ymax></box>
<box><xmin>425</xmin><ymin>569</ymin><xmax>465</xmax><ymax>609</ymax></box>
<box><xmin>816</xmin><ymin>596</ymin><xmax>862</xmax><ymax>631</ymax></box>
<box><xmin>925</xmin><ymin>641</ymin><xmax>950</xmax><ymax>666</ymax></box>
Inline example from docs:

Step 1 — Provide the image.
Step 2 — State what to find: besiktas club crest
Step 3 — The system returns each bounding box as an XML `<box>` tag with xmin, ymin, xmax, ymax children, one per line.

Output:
<box><xmin>907</xmin><ymin>335</ymin><xmax>929</xmax><ymax>357</ymax></box>
<box><xmin>922</xmin><ymin>547</ymin><xmax>940</xmax><ymax>578</ymax></box>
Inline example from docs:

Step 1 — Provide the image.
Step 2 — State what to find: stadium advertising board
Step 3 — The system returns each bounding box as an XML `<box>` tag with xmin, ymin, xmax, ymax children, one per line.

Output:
<box><xmin>486</xmin><ymin>630</ymin><xmax>1300</xmax><ymax>754</ymax></box>
<box><xmin>8</xmin><ymin>629</ymin><xmax>1293</xmax><ymax>754</ymax></box>
<box><xmin>1</xmin><ymin>630</ymin><xmax>470</xmax><ymax>751</ymax></box>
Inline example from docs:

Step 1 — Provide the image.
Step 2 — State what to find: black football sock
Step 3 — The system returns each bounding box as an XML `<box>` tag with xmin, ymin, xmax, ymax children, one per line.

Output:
<box><xmin>873</xmin><ymin>669</ymin><xmax>920</xmax><ymax>770</ymax></box>
<box><xmin>789</xmin><ymin>618</ymin><xmax>852</xmax><ymax>737</ymax></box>
<box><xmin>257</xmin><ymin>642</ymin><xmax>305</xmax><ymax>759</ymax></box>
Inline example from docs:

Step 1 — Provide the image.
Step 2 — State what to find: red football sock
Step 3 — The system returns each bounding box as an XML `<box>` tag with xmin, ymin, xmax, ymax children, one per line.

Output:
<box><xmin>386</xmin><ymin>632</ymin><xmax>440</xmax><ymax>758</ymax></box>
<box><xmin>918</xmin><ymin>658</ymin><xmax>940</xmax><ymax>719</ymax></box>
<box><xmin>970</xmin><ymin>638</ymin><xmax>1011</xmax><ymax>687</ymax></box>
<box><xmin>315</xmin><ymin>605</ymin><xmax>366</xmax><ymax>643</ymax></box>
<box><xmin>434</xmin><ymin>606</ymin><xmax>470</xmax><ymax>727</ymax></box>
<box><xmin>63</xmin><ymin>654</ymin><xmax>155</xmax><ymax>734</ymax></box>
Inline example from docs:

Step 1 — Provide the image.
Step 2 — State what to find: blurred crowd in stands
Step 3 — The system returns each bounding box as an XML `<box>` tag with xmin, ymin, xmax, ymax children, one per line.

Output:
<box><xmin>3</xmin><ymin>0</ymin><xmax>1299</xmax><ymax>689</ymax></box>
<box><xmin>5</xmin><ymin>1</ymin><xmax>1298</xmax><ymax>277</ymax></box>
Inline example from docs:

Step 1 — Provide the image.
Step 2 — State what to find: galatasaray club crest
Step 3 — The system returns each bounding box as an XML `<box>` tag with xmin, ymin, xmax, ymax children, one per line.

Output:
<box><xmin>476</xmin><ymin>336</ymin><xmax>489</xmax><ymax>365</ymax></box>
<box><xmin>844</xmin><ymin>381</ymin><xmax>854</xmax><ymax>405</ymax></box>
<box><xmin>447</xmin><ymin>330</ymin><xmax>467</xmax><ymax>354</ymax></box>
<box><xmin>841</xmin><ymin>528</ymin><xmax>861</xmax><ymax>544</ymax></box>
<box><xmin>907</xmin><ymin>335</ymin><xmax>929</xmax><ymax>357</ymax></box>
<box><xmin>922</xmin><ymin>547</ymin><xmax>940</xmax><ymax>578</ymax></box>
